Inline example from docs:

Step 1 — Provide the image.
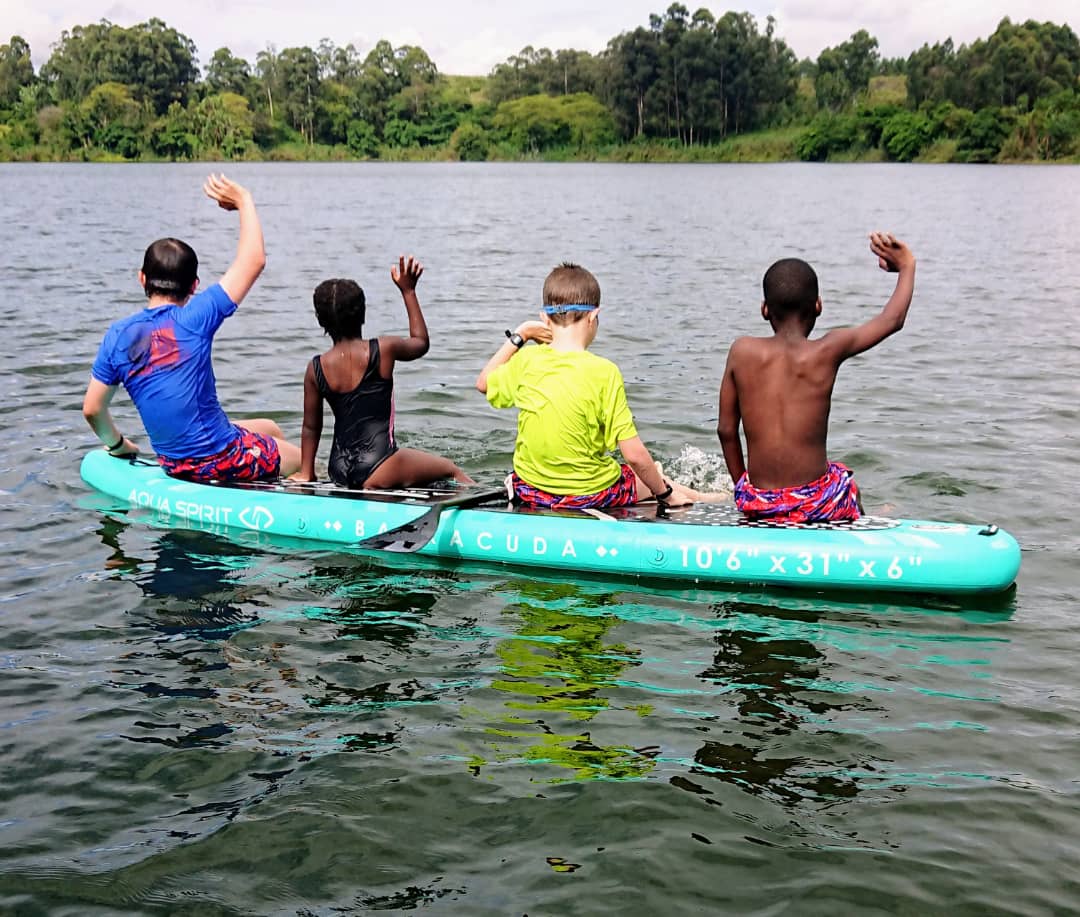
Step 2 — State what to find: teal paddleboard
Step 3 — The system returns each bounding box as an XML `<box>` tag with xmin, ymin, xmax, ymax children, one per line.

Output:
<box><xmin>80</xmin><ymin>450</ymin><xmax>1021</xmax><ymax>595</ymax></box>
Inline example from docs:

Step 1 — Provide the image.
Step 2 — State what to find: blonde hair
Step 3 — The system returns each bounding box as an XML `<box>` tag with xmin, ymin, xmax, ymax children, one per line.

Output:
<box><xmin>542</xmin><ymin>262</ymin><xmax>600</xmax><ymax>325</ymax></box>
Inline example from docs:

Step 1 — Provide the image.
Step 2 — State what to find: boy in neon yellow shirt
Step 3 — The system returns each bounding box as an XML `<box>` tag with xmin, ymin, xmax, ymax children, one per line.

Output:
<box><xmin>477</xmin><ymin>262</ymin><xmax>713</xmax><ymax>510</ymax></box>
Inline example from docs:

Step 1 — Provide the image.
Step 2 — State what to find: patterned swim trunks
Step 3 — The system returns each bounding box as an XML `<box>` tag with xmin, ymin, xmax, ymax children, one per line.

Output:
<box><xmin>511</xmin><ymin>463</ymin><xmax>638</xmax><ymax>510</ymax></box>
<box><xmin>734</xmin><ymin>461</ymin><xmax>861</xmax><ymax>523</ymax></box>
<box><xmin>158</xmin><ymin>426</ymin><xmax>281</xmax><ymax>483</ymax></box>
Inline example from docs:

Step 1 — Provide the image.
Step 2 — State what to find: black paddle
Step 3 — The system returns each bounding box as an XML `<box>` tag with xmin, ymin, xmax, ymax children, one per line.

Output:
<box><xmin>356</xmin><ymin>488</ymin><xmax>508</xmax><ymax>552</ymax></box>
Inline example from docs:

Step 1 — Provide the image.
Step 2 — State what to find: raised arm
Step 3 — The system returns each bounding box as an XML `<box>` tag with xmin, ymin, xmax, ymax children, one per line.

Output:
<box><xmin>717</xmin><ymin>344</ymin><xmax>745</xmax><ymax>483</ymax></box>
<box><xmin>203</xmin><ymin>174</ymin><xmax>266</xmax><ymax>305</ymax></box>
<box><xmin>822</xmin><ymin>232</ymin><xmax>916</xmax><ymax>362</ymax></box>
<box><xmin>380</xmin><ymin>255</ymin><xmax>430</xmax><ymax>366</ymax></box>
<box><xmin>475</xmin><ymin>321</ymin><xmax>551</xmax><ymax>393</ymax></box>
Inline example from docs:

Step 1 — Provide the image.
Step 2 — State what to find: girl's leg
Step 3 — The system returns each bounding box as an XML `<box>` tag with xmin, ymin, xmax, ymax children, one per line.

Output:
<box><xmin>236</xmin><ymin>418</ymin><xmax>301</xmax><ymax>476</ymax></box>
<box><xmin>363</xmin><ymin>448</ymin><xmax>475</xmax><ymax>489</ymax></box>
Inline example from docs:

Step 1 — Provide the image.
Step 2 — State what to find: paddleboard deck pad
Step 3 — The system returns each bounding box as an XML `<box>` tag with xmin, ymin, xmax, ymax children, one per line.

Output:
<box><xmin>81</xmin><ymin>451</ymin><xmax>1021</xmax><ymax>594</ymax></box>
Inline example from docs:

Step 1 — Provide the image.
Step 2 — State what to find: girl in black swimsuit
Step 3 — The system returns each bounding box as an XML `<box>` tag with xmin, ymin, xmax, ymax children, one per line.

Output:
<box><xmin>295</xmin><ymin>255</ymin><xmax>474</xmax><ymax>489</ymax></box>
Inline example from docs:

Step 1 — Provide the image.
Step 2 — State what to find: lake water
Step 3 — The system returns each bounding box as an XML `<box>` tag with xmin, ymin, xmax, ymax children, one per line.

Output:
<box><xmin>1</xmin><ymin>161</ymin><xmax>1078</xmax><ymax>915</ymax></box>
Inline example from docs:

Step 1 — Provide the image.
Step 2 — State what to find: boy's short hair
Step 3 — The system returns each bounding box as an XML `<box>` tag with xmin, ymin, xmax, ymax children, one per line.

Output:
<box><xmin>543</xmin><ymin>262</ymin><xmax>600</xmax><ymax>325</ymax></box>
<box><xmin>763</xmin><ymin>258</ymin><xmax>819</xmax><ymax>320</ymax></box>
<box><xmin>142</xmin><ymin>238</ymin><xmax>198</xmax><ymax>299</ymax></box>
<box><xmin>313</xmin><ymin>279</ymin><xmax>366</xmax><ymax>342</ymax></box>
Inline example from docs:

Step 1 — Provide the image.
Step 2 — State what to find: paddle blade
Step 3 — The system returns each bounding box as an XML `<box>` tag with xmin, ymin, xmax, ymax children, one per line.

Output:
<box><xmin>360</xmin><ymin>513</ymin><xmax>443</xmax><ymax>552</ymax></box>
<box><xmin>357</xmin><ymin>488</ymin><xmax>507</xmax><ymax>553</ymax></box>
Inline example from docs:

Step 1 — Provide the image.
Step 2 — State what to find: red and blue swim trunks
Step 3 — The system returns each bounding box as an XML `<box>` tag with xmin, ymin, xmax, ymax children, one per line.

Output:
<box><xmin>734</xmin><ymin>461</ymin><xmax>861</xmax><ymax>523</ymax></box>
<box><xmin>511</xmin><ymin>463</ymin><xmax>638</xmax><ymax>510</ymax></box>
<box><xmin>158</xmin><ymin>426</ymin><xmax>280</xmax><ymax>483</ymax></box>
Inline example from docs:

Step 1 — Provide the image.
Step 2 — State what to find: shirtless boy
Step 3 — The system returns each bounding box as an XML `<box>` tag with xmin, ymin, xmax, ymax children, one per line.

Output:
<box><xmin>717</xmin><ymin>232</ymin><xmax>916</xmax><ymax>522</ymax></box>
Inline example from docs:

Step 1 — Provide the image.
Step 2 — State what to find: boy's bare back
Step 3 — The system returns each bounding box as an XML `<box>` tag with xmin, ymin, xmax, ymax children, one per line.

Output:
<box><xmin>722</xmin><ymin>334</ymin><xmax>844</xmax><ymax>488</ymax></box>
<box><xmin>718</xmin><ymin>232</ymin><xmax>916</xmax><ymax>491</ymax></box>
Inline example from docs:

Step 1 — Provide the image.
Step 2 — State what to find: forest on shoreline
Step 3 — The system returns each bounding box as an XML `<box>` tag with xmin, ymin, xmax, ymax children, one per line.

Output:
<box><xmin>1</xmin><ymin>6</ymin><xmax>1078</xmax><ymax>164</ymax></box>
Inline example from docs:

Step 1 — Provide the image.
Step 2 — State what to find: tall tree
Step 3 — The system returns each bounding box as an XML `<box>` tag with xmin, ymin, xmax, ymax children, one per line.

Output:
<box><xmin>277</xmin><ymin>46</ymin><xmax>320</xmax><ymax>142</ymax></box>
<box><xmin>906</xmin><ymin>20</ymin><xmax>1080</xmax><ymax>111</ymax></box>
<box><xmin>254</xmin><ymin>45</ymin><xmax>280</xmax><ymax>119</ymax></box>
<box><xmin>814</xmin><ymin>29</ymin><xmax>880</xmax><ymax>110</ymax></box>
<box><xmin>905</xmin><ymin>39</ymin><xmax>958</xmax><ymax>108</ymax></box>
<box><xmin>0</xmin><ymin>36</ymin><xmax>34</xmax><ymax>108</ymax></box>
<box><xmin>42</xmin><ymin>19</ymin><xmax>197</xmax><ymax>114</ymax></box>
<box><xmin>206</xmin><ymin>47</ymin><xmax>252</xmax><ymax>97</ymax></box>
<box><xmin>604</xmin><ymin>27</ymin><xmax>661</xmax><ymax>138</ymax></box>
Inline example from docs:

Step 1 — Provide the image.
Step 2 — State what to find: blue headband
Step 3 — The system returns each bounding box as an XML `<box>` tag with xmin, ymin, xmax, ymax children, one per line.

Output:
<box><xmin>543</xmin><ymin>303</ymin><xmax>598</xmax><ymax>314</ymax></box>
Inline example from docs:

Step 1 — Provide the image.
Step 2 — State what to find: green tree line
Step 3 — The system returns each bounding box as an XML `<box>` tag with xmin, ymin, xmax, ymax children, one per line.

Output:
<box><xmin>0</xmin><ymin>6</ymin><xmax>1077</xmax><ymax>163</ymax></box>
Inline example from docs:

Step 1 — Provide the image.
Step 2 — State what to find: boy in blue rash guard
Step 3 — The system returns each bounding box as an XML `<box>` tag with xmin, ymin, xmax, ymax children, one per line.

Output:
<box><xmin>82</xmin><ymin>174</ymin><xmax>301</xmax><ymax>481</ymax></box>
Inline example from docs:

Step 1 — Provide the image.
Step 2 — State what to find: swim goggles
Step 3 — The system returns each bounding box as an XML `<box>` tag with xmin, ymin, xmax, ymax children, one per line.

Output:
<box><xmin>542</xmin><ymin>303</ymin><xmax>598</xmax><ymax>314</ymax></box>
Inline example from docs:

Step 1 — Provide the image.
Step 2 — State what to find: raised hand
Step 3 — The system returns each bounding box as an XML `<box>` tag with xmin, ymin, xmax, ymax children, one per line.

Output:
<box><xmin>391</xmin><ymin>255</ymin><xmax>424</xmax><ymax>294</ymax></box>
<box><xmin>203</xmin><ymin>173</ymin><xmax>251</xmax><ymax>212</ymax></box>
<box><xmin>869</xmin><ymin>231</ymin><xmax>915</xmax><ymax>273</ymax></box>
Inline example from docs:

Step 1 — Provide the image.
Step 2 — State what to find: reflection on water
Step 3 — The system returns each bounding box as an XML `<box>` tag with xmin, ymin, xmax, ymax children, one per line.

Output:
<box><xmin>0</xmin><ymin>505</ymin><xmax>1028</xmax><ymax>912</ymax></box>
<box><xmin>477</xmin><ymin>579</ymin><xmax>656</xmax><ymax>781</ymax></box>
<box><xmin>98</xmin><ymin>518</ymin><xmax>263</xmax><ymax>641</ymax></box>
<box><xmin>689</xmin><ymin>600</ymin><xmax>865</xmax><ymax>808</ymax></box>
<box><xmin>91</xmin><ymin>514</ymin><xmax>1016</xmax><ymax>804</ymax></box>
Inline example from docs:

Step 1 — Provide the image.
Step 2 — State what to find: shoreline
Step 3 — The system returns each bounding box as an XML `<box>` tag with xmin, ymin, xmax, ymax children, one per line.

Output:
<box><xmin>3</xmin><ymin>156</ymin><xmax>1076</xmax><ymax>165</ymax></box>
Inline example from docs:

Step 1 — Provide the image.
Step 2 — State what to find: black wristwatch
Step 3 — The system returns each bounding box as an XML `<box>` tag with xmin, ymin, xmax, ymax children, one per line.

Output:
<box><xmin>655</xmin><ymin>483</ymin><xmax>674</xmax><ymax>503</ymax></box>
<box><xmin>505</xmin><ymin>329</ymin><xmax>525</xmax><ymax>349</ymax></box>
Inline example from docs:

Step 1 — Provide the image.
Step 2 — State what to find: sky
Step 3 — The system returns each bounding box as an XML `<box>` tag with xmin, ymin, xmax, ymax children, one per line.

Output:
<box><xmin>3</xmin><ymin>0</ymin><xmax>1076</xmax><ymax>75</ymax></box>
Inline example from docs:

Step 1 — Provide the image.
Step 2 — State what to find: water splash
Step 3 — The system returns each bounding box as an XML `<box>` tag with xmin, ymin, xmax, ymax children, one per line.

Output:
<box><xmin>666</xmin><ymin>445</ymin><xmax>734</xmax><ymax>496</ymax></box>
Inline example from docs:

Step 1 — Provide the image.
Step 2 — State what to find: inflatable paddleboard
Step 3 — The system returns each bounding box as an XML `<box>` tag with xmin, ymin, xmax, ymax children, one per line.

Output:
<box><xmin>80</xmin><ymin>450</ymin><xmax>1021</xmax><ymax>595</ymax></box>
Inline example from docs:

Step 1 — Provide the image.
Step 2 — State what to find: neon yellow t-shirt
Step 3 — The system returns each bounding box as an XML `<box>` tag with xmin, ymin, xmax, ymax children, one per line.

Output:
<box><xmin>486</xmin><ymin>345</ymin><xmax>638</xmax><ymax>494</ymax></box>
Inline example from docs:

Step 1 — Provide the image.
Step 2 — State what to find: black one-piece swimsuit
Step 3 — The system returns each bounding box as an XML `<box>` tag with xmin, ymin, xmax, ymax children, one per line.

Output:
<box><xmin>312</xmin><ymin>339</ymin><xmax>397</xmax><ymax>487</ymax></box>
